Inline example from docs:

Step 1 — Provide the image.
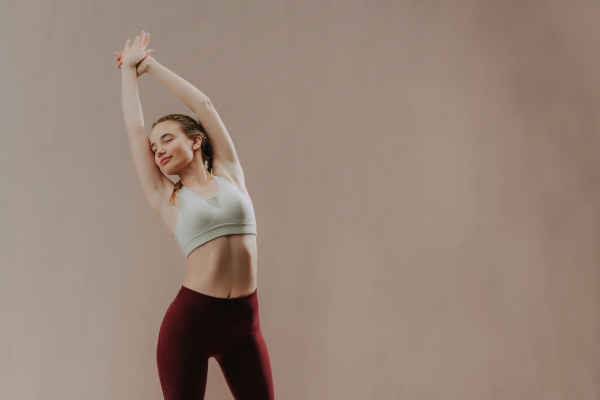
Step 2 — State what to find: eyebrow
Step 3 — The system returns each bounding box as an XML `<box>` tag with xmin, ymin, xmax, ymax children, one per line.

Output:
<box><xmin>150</xmin><ymin>133</ymin><xmax>175</xmax><ymax>149</ymax></box>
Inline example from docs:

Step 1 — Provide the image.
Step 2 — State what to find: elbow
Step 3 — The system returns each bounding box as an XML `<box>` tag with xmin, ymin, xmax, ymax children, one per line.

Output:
<box><xmin>193</xmin><ymin>98</ymin><xmax>212</xmax><ymax>113</ymax></box>
<box><xmin>124</xmin><ymin>120</ymin><xmax>145</xmax><ymax>133</ymax></box>
<box><xmin>126</xmin><ymin>125</ymin><xmax>146</xmax><ymax>136</ymax></box>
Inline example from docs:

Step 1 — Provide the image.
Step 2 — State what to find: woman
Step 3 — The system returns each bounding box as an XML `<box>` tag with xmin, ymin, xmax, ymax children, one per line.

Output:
<box><xmin>115</xmin><ymin>31</ymin><xmax>274</xmax><ymax>400</ymax></box>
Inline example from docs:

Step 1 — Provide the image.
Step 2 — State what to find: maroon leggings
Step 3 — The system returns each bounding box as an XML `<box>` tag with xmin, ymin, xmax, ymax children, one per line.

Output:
<box><xmin>156</xmin><ymin>285</ymin><xmax>274</xmax><ymax>399</ymax></box>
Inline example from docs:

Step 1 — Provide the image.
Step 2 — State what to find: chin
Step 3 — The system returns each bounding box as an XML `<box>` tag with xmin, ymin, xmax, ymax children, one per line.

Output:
<box><xmin>159</xmin><ymin>160</ymin><xmax>170</xmax><ymax>169</ymax></box>
<box><xmin>162</xmin><ymin>165</ymin><xmax>177</xmax><ymax>175</ymax></box>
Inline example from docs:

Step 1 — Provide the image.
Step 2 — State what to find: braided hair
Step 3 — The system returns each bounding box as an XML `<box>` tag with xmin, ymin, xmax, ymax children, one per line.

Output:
<box><xmin>172</xmin><ymin>180</ymin><xmax>183</xmax><ymax>194</ymax></box>
<box><xmin>151</xmin><ymin>113</ymin><xmax>214</xmax><ymax>207</ymax></box>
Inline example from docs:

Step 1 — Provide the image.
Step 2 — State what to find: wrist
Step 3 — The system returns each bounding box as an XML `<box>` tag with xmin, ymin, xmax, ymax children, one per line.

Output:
<box><xmin>146</xmin><ymin>56</ymin><xmax>159</xmax><ymax>74</ymax></box>
<box><xmin>121</xmin><ymin>64</ymin><xmax>136</xmax><ymax>72</ymax></box>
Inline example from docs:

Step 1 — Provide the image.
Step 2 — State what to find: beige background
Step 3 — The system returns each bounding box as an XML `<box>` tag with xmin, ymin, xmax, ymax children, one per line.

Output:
<box><xmin>1</xmin><ymin>0</ymin><xmax>599</xmax><ymax>399</ymax></box>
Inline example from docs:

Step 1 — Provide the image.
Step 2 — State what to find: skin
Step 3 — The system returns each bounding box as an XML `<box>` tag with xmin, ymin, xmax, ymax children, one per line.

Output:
<box><xmin>116</xmin><ymin>31</ymin><xmax>154</xmax><ymax>76</ymax></box>
<box><xmin>150</xmin><ymin>121</ymin><xmax>214</xmax><ymax>191</ymax></box>
<box><xmin>117</xmin><ymin>32</ymin><xmax>258</xmax><ymax>299</ymax></box>
<box><xmin>150</xmin><ymin>121</ymin><xmax>258</xmax><ymax>299</ymax></box>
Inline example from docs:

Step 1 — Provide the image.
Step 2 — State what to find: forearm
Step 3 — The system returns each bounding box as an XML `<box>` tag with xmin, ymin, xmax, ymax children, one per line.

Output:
<box><xmin>146</xmin><ymin>57</ymin><xmax>211</xmax><ymax>112</ymax></box>
<box><xmin>121</xmin><ymin>65</ymin><xmax>145</xmax><ymax>131</ymax></box>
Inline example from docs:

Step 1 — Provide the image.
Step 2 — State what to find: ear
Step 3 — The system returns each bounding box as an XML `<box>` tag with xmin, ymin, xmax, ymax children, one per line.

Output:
<box><xmin>192</xmin><ymin>136</ymin><xmax>202</xmax><ymax>150</ymax></box>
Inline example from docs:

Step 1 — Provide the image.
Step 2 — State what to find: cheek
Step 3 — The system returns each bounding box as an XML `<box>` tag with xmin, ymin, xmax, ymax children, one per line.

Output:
<box><xmin>171</xmin><ymin>146</ymin><xmax>189</xmax><ymax>160</ymax></box>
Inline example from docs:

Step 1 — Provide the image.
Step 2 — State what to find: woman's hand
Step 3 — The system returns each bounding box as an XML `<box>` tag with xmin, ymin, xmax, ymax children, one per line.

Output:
<box><xmin>115</xmin><ymin>51</ymin><xmax>154</xmax><ymax>77</ymax></box>
<box><xmin>116</xmin><ymin>30</ymin><xmax>155</xmax><ymax>72</ymax></box>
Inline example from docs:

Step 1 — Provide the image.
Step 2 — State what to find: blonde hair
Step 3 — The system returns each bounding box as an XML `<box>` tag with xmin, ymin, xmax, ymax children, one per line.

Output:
<box><xmin>151</xmin><ymin>113</ymin><xmax>213</xmax><ymax>207</ymax></box>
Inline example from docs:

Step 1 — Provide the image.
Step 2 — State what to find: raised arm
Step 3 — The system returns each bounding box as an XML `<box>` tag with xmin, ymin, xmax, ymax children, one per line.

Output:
<box><xmin>144</xmin><ymin>57</ymin><xmax>244</xmax><ymax>173</ymax></box>
<box><xmin>119</xmin><ymin>32</ymin><xmax>173</xmax><ymax>213</ymax></box>
<box><xmin>121</xmin><ymin>63</ymin><xmax>145</xmax><ymax>130</ymax></box>
<box><xmin>120</xmin><ymin>34</ymin><xmax>153</xmax><ymax>130</ymax></box>
<box><xmin>144</xmin><ymin>56</ymin><xmax>210</xmax><ymax>112</ymax></box>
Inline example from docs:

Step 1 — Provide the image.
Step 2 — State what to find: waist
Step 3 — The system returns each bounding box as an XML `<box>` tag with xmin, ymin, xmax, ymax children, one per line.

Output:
<box><xmin>169</xmin><ymin>285</ymin><xmax>259</xmax><ymax>324</ymax></box>
<box><xmin>184</xmin><ymin>234</ymin><xmax>258</xmax><ymax>298</ymax></box>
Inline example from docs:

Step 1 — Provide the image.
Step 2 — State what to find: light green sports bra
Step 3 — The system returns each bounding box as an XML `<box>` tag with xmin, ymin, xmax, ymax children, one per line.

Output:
<box><xmin>173</xmin><ymin>172</ymin><xmax>257</xmax><ymax>257</ymax></box>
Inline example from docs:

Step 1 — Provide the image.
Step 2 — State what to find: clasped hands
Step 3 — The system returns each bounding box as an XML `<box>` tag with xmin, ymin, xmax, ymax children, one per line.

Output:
<box><xmin>115</xmin><ymin>30</ymin><xmax>155</xmax><ymax>77</ymax></box>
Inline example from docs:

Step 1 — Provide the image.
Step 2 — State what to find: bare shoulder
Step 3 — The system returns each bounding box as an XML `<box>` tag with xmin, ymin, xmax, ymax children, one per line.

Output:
<box><xmin>211</xmin><ymin>159</ymin><xmax>253</xmax><ymax>205</ymax></box>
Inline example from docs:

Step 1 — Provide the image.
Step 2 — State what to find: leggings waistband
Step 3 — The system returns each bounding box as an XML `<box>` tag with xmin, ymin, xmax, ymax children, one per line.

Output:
<box><xmin>169</xmin><ymin>285</ymin><xmax>259</xmax><ymax>324</ymax></box>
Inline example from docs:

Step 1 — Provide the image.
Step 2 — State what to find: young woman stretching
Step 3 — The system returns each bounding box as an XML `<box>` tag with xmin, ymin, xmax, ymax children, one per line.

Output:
<box><xmin>115</xmin><ymin>31</ymin><xmax>274</xmax><ymax>400</ymax></box>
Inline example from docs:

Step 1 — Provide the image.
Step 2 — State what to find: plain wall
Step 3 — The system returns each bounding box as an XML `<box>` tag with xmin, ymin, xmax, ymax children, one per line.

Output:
<box><xmin>1</xmin><ymin>0</ymin><xmax>599</xmax><ymax>399</ymax></box>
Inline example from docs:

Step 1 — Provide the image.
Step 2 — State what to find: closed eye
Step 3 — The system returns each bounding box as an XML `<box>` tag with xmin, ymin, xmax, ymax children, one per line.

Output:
<box><xmin>153</xmin><ymin>139</ymin><xmax>173</xmax><ymax>154</ymax></box>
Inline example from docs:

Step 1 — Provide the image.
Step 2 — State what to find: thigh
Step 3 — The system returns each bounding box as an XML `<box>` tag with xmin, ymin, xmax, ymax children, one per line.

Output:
<box><xmin>216</xmin><ymin>328</ymin><xmax>274</xmax><ymax>400</ymax></box>
<box><xmin>157</xmin><ymin>305</ymin><xmax>211</xmax><ymax>400</ymax></box>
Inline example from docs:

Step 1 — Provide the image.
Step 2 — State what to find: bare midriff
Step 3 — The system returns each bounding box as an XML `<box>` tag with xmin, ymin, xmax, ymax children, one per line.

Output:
<box><xmin>182</xmin><ymin>233</ymin><xmax>258</xmax><ymax>299</ymax></box>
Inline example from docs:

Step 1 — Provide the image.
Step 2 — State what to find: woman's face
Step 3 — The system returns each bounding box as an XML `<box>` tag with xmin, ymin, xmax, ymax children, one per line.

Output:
<box><xmin>150</xmin><ymin>121</ymin><xmax>197</xmax><ymax>174</ymax></box>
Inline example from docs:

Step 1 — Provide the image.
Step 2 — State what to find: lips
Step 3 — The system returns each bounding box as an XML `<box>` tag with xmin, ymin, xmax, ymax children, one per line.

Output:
<box><xmin>161</xmin><ymin>156</ymin><xmax>172</xmax><ymax>165</ymax></box>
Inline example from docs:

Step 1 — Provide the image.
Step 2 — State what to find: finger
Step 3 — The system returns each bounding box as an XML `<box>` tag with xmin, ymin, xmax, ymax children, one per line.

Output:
<box><xmin>123</xmin><ymin>38</ymin><xmax>130</xmax><ymax>51</ymax></box>
<box><xmin>139</xmin><ymin>31</ymin><xmax>146</xmax><ymax>49</ymax></box>
<box><xmin>143</xmin><ymin>32</ymin><xmax>149</xmax><ymax>47</ymax></box>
